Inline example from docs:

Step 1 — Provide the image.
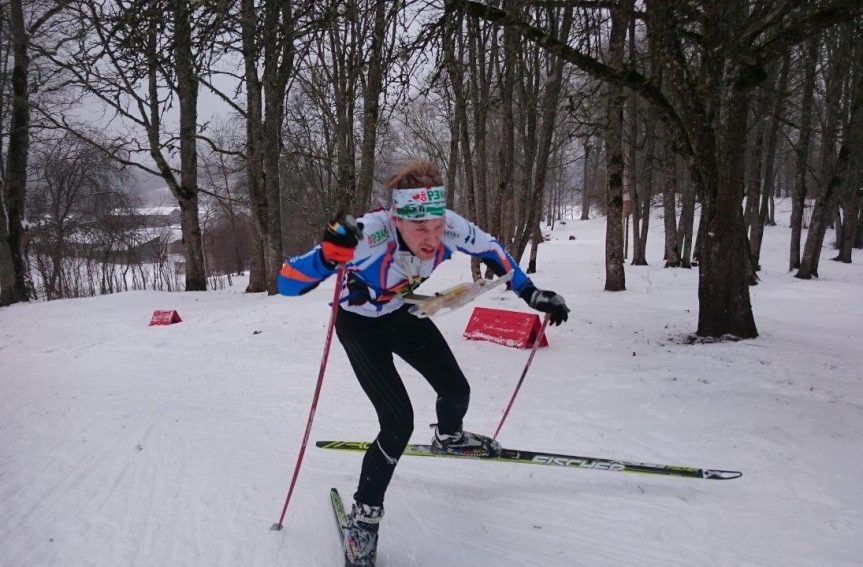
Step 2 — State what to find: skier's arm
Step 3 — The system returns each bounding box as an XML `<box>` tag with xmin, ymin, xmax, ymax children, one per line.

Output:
<box><xmin>277</xmin><ymin>213</ymin><xmax>376</xmax><ymax>297</ymax></box>
<box><xmin>446</xmin><ymin>211</ymin><xmax>569</xmax><ymax>325</ymax></box>
<box><xmin>445</xmin><ymin>211</ymin><xmax>535</xmax><ymax>297</ymax></box>
<box><xmin>277</xmin><ymin>247</ymin><xmax>337</xmax><ymax>296</ymax></box>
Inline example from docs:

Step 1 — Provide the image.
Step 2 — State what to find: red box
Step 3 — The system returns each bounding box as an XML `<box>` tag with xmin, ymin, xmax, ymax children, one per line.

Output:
<box><xmin>149</xmin><ymin>310</ymin><xmax>183</xmax><ymax>326</ymax></box>
<box><xmin>463</xmin><ymin>307</ymin><xmax>548</xmax><ymax>349</ymax></box>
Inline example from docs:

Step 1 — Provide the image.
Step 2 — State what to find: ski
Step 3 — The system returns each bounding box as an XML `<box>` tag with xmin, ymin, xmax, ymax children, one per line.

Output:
<box><xmin>330</xmin><ymin>487</ymin><xmax>348</xmax><ymax>542</ymax></box>
<box><xmin>316</xmin><ymin>441</ymin><xmax>742</xmax><ymax>480</ymax></box>
<box><xmin>403</xmin><ymin>271</ymin><xmax>513</xmax><ymax>318</ymax></box>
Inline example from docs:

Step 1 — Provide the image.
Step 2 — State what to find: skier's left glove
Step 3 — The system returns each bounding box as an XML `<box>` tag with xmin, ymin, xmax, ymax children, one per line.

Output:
<box><xmin>321</xmin><ymin>214</ymin><xmax>363</xmax><ymax>267</ymax></box>
<box><xmin>521</xmin><ymin>287</ymin><xmax>570</xmax><ymax>326</ymax></box>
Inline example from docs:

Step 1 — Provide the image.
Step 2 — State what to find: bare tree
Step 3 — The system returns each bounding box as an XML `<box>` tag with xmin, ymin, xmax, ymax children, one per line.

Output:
<box><xmin>1</xmin><ymin>0</ymin><xmax>69</xmax><ymax>305</ymax></box>
<box><xmin>38</xmin><ymin>0</ymin><xmax>237</xmax><ymax>292</ymax></box>
<box><xmin>602</xmin><ymin>0</ymin><xmax>632</xmax><ymax>292</ymax></box>
<box><xmin>240</xmin><ymin>0</ymin><xmax>303</xmax><ymax>293</ymax></box>
<box><xmin>450</xmin><ymin>0</ymin><xmax>861</xmax><ymax>338</ymax></box>
<box><xmin>27</xmin><ymin>131</ymin><xmax>131</xmax><ymax>299</ymax></box>
<box><xmin>798</xmin><ymin>21</ymin><xmax>862</xmax><ymax>278</ymax></box>
<box><xmin>512</xmin><ymin>4</ymin><xmax>574</xmax><ymax>264</ymax></box>
<box><xmin>789</xmin><ymin>33</ymin><xmax>820</xmax><ymax>271</ymax></box>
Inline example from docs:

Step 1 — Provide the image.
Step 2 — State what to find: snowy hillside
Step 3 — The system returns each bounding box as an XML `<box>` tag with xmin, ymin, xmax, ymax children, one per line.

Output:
<box><xmin>1</xmin><ymin>209</ymin><xmax>861</xmax><ymax>567</ymax></box>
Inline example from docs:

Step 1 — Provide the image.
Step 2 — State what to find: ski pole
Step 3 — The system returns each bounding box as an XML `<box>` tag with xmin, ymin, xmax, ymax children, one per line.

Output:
<box><xmin>493</xmin><ymin>313</ymin><xmax>551</xmax><ymax>441</ymax></box>
<box><xmin>272</xmin><ymin>216</ymin><xmax>361</xmax><ymax>531</ymax></box>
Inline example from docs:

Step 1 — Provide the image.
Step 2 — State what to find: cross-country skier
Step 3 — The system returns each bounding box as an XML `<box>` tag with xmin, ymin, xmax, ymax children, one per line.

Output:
<box><xmin>277</xmin><ymin>159</ymin><xmax>569</xmax><ymax>566</ymax></box>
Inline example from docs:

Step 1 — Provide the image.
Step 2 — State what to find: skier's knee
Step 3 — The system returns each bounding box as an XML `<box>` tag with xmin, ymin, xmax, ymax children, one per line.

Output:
<box><xmin>380</xmin><ymin>410</ymin><xmax>414</xmax><ymax>450</ymax></box>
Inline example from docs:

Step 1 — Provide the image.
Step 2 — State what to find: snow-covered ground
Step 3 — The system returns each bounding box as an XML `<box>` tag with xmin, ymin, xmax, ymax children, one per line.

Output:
<box><xmin>2</xmin><ymin>206</ymin><xmax>861</xmax><ymax>567</ymax></box>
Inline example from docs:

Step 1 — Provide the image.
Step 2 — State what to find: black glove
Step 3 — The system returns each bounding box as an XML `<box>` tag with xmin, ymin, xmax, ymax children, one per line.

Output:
<box><xmin>321</xmin><ymin>214</ymin><xmax>363</xmax><ymax>267</ymax></box>
<box><xmin>523</xmin><ymin>287</ymin><xmax>569</xmax><ymax>326</ymax></box>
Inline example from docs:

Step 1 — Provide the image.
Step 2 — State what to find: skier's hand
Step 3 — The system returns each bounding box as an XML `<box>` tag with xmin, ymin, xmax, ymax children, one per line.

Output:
<box><xmin>528</xmin><ymin>289</ymin><xmax>569</xmax><ymax>326</ymax></box>
<box><xmin>321</xmin><ymin>214</ymin><xmax>363</xmax><ymax>267</ymax></box>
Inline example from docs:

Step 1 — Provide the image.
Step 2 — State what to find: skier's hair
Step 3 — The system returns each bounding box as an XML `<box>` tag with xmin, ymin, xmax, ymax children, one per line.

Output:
<box><xmin>384</xmin><ymin>159</ymin><xmax>443</xmax><ymax>192</ymax></box>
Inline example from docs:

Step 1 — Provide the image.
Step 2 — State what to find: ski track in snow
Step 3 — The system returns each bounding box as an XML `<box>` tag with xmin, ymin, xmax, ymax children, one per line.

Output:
<box><xmin>2</xmin><ymin>206</ymin><xmax>862</xmax><ymax>566</ymax></box>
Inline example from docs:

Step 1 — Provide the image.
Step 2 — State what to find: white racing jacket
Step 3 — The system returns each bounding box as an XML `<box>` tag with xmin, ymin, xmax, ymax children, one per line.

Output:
<box><xmin>277</xmin><ymin>208</ymin><xmax>536</xmax><ymax>317</ymax></box>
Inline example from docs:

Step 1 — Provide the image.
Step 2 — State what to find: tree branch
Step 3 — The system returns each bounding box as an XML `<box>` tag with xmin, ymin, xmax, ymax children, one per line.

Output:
<box><xmin>754</xmin><ymin>0</ymin><xmax>863</xmax><ymax>61</ymax></box>
<box><xmin>446</xmin><ymin>0</ymin><xmax>692</xmax><ymax>158</ymax></box>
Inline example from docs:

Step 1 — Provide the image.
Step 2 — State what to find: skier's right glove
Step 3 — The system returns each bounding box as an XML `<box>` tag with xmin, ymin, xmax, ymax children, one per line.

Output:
<box><xmin>522</xmin><ymin>287</ymin><xmax>570</xmax><ymax>326</ymax></box>
<box><xmin>321</xmin><ymin>215</ymin><xmax>363</xmax><ymax>268</ymax></box>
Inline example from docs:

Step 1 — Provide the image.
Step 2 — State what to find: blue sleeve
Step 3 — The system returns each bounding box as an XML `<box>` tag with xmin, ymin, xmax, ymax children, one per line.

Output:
<box><xmin>443</xmin><ymin>210</ymin><xmax>536</xmax><ymax>298</ymax></box>
<box><xmin>276</xmin><ymin>247</ymin><xmax>337</xmax><ymax>296</ymax></box>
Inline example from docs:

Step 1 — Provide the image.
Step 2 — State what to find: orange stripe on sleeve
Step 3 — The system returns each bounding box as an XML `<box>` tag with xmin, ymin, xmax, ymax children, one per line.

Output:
<box><xmin>280</xmin><ymin>263</ymin><xmax>317</xmax><ymax>283</ymax></box>
<box><xmin>496</xmin><ymin>250</ymin><xmax>512</xmax><ymax>272</ymax></box>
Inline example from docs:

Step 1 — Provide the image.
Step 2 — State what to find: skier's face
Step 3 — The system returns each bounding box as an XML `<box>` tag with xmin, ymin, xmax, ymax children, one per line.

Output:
<box><xmin>395</xmin><ymin>218</ymin><xmax>445</xmax><ymax>260</ymax></box>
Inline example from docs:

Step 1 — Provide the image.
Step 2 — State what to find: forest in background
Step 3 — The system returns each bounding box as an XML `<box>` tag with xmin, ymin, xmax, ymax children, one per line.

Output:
<box><xmin>1</xmin><ymin>0</ymin><xmax>861</xmax><ymax>339</ymax></box>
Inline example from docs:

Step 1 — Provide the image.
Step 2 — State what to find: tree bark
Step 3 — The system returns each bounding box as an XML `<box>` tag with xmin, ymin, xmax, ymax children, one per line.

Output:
<box><xmin>491</xmin><ymin>3</ymin><xmax>517</xmax><ymax>246</ymax></box>
<box><xmin>1</xmin><ymin>0</ymin><xmax>32</xmax><ymax>305</ymax></box>
<box><xmin>790</xmin><ymin>34</ymin><xmax>819</xmax><ymax>270</ymax></box>
<box><xmin>662</xmin><ymin>131</ymin><xmax>681</xmax><ymax>267</ymax></box>
<box><xmin>603</xmin><ymin>0</ymin><xmax>632</xmax><ymax>292</ymax></box>
<box><xmin>835</xmin><ymin>189</ymin><xmax>861</xmax><ymax>262</ymax></box>
<box><xmin>173</xmin><ymin>0</ymin><xmax>206</xmax><ymax>291</ymax></box>
<box><xmin>854</xmin><ymin>206</ymin><xmax>863</xmax><ymax>249</ymax></box>
<box><xmin>241</xmin><ymin>0</ymin><xmax>267</xmax><ymax>292</ymax></box>
<box><xmin>626</xmin><ymin>15</ymin><xmax>646</xmax><ymax>266</ymax></box>
<box><xmin>513</xmin><ymin>5</ymin><xmax>573</xmax><ymax>262</ymax></box>
<box><xmin>634</xmin><ymin>110</ymin><xmax>656</xmax><ymax>264</ymax></box>
<box><xmin>527</xmin><ymin>222</ymin><xmax>542</xmax><ymax>273</ymax></box>
<box><xmin>580</xmin><ymin>140</ymin><xmax>591</xmax><ymax>219</ymax></box>
<box><xmin>355</xmin><ymin>0</ymin><xmax>390</xmax><ymax>211</ymax></box>
<box><xmin>750</xmin><ymin>56</ymin><xmax>789</xmax><ymax>271</ymax></box>
<box><xmin>650</xmin><ymin>1</ymin><xmax>757</xmax><ymax>337</ymax></box>
<box><xmin>467</xmin><ymin>16</ymin><xmax>491</xmax><ymax>229</ymax></box>
<box><xmin>676</xmin><ymin>161</ymin><xmax>695</xmax><ymax>268</ymax></box>
<box><xmin>798</xmin><ymin>24</ymin><xmax>857</xmax><ymax>279</ymax></box>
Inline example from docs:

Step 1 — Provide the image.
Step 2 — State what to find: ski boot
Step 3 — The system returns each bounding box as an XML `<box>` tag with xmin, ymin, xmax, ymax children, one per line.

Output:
<box><xmin>344</xmin><ymin>501</ymin><xmax>384</xmax><ymax>567</ymax></box>
<box><xmin>431</xmin><ymin>426</ymin><xmax>502</xmax><ymax>458</ymax></box>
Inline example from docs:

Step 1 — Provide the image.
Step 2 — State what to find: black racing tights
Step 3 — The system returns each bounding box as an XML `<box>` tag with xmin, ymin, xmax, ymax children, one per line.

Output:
<box><xmin>335</xmin><ymin>305</ymin><xmax>470</xmax><ymax>507</ymax></box>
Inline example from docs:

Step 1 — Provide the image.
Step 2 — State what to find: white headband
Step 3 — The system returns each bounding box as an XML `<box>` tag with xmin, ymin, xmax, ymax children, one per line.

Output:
<box><xmin>392</xmin><ymin>186</ymin><xmax>447</xmax><ymax>220</ymax></box>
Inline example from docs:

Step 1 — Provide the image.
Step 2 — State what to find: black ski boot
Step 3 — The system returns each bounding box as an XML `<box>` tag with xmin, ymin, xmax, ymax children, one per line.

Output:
<box><xmin>344</xmin><ymin>501</ymin><xmax>383</xmax><ymax>567</ymax></box>
<box><xmin>431</xmin><ymin>426</ymin><xmax>502</xmax><ymax>458</ymax></box>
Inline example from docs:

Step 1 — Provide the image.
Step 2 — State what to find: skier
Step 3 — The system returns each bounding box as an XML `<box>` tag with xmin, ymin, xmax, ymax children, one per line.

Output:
<box><xmin>277</xmin><ymin>159</ymin><xmax>569</xmax><ymax>566</ymax></box>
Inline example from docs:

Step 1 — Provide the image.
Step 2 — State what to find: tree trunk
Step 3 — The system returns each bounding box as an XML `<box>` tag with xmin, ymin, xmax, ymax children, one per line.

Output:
<box><xmin>241</xmin><ymin>0</ymin><xmax>267</xmax><ymax>292</ymax></box>
<box><xmin>580</xmin><ymin>140</ymin><xmax>591</xmax><ymax>220</ymax></box>
<box><xmin>514</xmin><ymin>6</ymin><xmax>572</xmax><ymax>262</ymax></box>
<box><xmin>696</xmin><ymin>95</ymin><xmax>757</xmax><ymax>337</ymax></box>
<box><xmin>467</xmin><ymin>16</ymin><xmax>491</xmax><ymax>229</ymax></box>
<box><xmin>835</xmin><ymin>190</ymin><xmax>861</xmax><ymax>262</ymax></box>
<box><xmin>355</xmin><ymin>0</ymin><xmax>389</xmax><ymax>211</ymax></box>
<box><xmin>262</xmin><ymin>2</ymin><xmax>295</xmax><ymax>293</ymax></box>
<box><xmin>662</xmin><ymin>131</ymin><xmax>681</xmax><ymax>267</ymax></box>
<box><xmin>491</xmin><ymin>5</ymin><xmax>517</xmax><ymax>245</ymax></box>
<box><xmin>626</xmin><ymin>17</ymin><xmax>647</xmax><ymax>266</ymax></box>
<box><xmin>445</xmin><ymin>12</ymin><xmax>481</xmax><ymax>280</ymax></box>
<box><xmin>676</xmin><ymin>165</ymin><xmax>695</xmax><ymax>268</ymax></box>
<box><xmin>854</xmin><ymin>205</ymin><xmax>863</xmax><ymax>249</ymax></box>
<box><xmin>750</xmin><ymin>56</ymin><xmax>789</xmax><ymax>271</ymax></box>
<box><xmin>173</xmin><ymin>0</ymin><xmax>206</xmax><ymax>291</ymax></box>
<box><xmin>603</xmin><ymin>0</ymin><xmax>632</xmax><ymax>292</ymax></box>
<box><xmin>790</xmin><ymin>34</ymin><xmax>819</xmax><ymax>271</ymax></box>
<box><xmin>1</xmin><ymin>0</ymin><xmax>32</xmax><ymax>305</ymax></box>
<box><xmin>798</xmin><ymin>141</ymin><xmax>860</xmax><ymax>277</ymax></box>
<box><xmin>333</xmin><ymin>5</ymin><xmax>358</xmax><ymax>215</ymax></box>
<box><xmin>527</xmin><ymin>222</ymin><xmax>542</xmax><ymax>273</ymax></box>
<box><xmin>634</xmin><ymin>110</ymin><xmax>656</xmax><ymax>264</ymax></box>
<box><xmin>658</xmin><ymin>2</ymin><xmax>758</xmax><ymax>338</ymax></box>
<box><xmin>798</xmin><ymin>25</ymin><xmax>857</xmax><ymax>279</ymax></box>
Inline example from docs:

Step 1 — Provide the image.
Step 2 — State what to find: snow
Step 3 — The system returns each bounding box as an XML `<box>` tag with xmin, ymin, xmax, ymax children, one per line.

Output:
<box><xmin>2</xmin><ymin>205</ymin><xmax>862</xmax><ymax>566</ymax></box>
<box><xmin>133</xmin><ymin>207</ymin><xmax>180</xmax><ymax>217</ymax></box>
